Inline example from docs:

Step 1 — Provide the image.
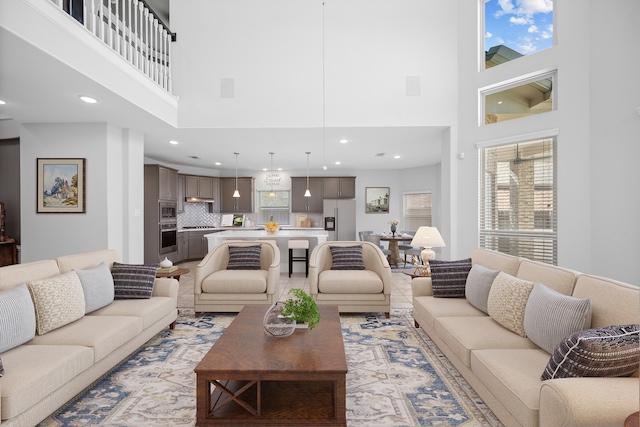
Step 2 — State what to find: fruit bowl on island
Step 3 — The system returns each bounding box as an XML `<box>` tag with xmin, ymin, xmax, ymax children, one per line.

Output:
<box><xmin>264</xmin><ymin>221</ymin><xmax>279</xmax><ymax>234</ymax></box>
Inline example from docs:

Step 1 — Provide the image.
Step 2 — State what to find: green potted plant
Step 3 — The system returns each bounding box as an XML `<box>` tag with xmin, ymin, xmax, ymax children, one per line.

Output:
<box><xmin>281</xmin><ymin>288</ymin><xmax>321</xmax><ymax>330</ymax></box>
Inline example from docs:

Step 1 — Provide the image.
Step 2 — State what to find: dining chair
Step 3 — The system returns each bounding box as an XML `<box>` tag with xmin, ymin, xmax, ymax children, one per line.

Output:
<box><xmin>363</xmin><ymin>234</ymin><xmax>391</xmax><ymax>257</ymax></box>
<box><xmin>358</xmin><ymin>230</ymin><xmax>373</xmax><ymax>241</ymax></box>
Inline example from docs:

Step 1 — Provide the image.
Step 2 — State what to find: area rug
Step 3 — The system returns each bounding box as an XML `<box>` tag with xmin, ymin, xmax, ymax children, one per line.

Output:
<box><xmin>38</xmin><ymin>309</ymin><xmax>502</xmax><ymax>427</ymax></box>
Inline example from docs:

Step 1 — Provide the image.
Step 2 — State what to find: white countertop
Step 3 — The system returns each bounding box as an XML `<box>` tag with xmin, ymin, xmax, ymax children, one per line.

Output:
<box><xmin>204</xmin><ymin>229</ymin><xmax>328</xmax><ymax>239</ymax></box>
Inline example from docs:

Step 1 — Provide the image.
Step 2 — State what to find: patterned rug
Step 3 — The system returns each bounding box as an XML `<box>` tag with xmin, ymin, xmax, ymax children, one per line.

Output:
<box><xmin>38</xmin><ymin>309</ymin><xmax>502</xmax><ymax>427</ymax></box>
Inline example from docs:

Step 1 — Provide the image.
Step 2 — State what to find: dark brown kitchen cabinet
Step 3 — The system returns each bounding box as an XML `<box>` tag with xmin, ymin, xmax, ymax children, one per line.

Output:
<box><xmin>291</xmin><ymin>177</ymin><xmax>324</xmax><ymax>213</ymax></box>
<box><xmin>185</xmin><ymin>175</ymin><xmax>214</xmax><ymax>199</ymax></box>
<box><xmin>158</xmin><ymin>166</ymin><xmax>178</xmax><ymax>201</ymax></box>
<box><xmin>188</xmin><ymin>230</ymin><xmax>208</xmax><ymax>259</ymax></box>
<box><xmin>323</xmin><ymin>177</ymin><xmax>356</xmax><ymax>199</ymax></box>
<box><xmin>220</xmin><ymin>177</ymin><xmax>254</xmax><ymax>213</ymax></box>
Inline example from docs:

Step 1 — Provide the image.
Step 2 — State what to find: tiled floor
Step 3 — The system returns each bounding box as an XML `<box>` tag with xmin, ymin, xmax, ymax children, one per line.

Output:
<box><xmin>175</xmin><ymin>260</ymin><xmax>414</xmax><ymax>310</ymax></box>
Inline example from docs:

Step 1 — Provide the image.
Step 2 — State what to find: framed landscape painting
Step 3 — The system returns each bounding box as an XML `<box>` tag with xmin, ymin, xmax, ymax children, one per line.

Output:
<box><xmin>37</xmin><ymin>158</ymin><xmax>86</xmax><ymax>213</ymax></box>
<box><xmin>365</xmin><ymin>187</ymin><xmax>390</xmax><ymax>214</ymax></box>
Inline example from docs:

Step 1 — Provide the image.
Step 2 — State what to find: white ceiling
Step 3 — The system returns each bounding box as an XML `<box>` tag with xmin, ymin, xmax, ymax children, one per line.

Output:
<box><xmin>0</xmin><ymin>2</ymin><xmax>446</xmax><ymax>174</ymax></box>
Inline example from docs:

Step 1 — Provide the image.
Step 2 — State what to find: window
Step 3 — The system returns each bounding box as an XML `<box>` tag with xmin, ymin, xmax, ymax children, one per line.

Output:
<box><xmin>484</xmin><ymin>0</ymin><xmax>554</xmax><ymax>69</ymax></box>
<box><xmin>257</xmin><ymin>190</ymin><xmax>290</xmax><ymax>225</ymax></box>
<box><xmin>403</xmin><ymin>192</ymin><xmax>432</xmax><ymax>232</ymax></box>
<box><xmin>479</xmin><ymin>137</ymin><xmax>556</xmax><ymax>264</ymax></box>
<box><xmin>482</xmin><ymin>72</ymin><xmax>554</xmax><ymax>125</ymax></box>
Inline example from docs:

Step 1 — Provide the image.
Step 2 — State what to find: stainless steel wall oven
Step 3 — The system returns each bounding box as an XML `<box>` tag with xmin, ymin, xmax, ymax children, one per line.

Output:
<box><xmin>159</xmin><ymin>223</ymin><xmax>177</xmax><ymax>254</ymax></box>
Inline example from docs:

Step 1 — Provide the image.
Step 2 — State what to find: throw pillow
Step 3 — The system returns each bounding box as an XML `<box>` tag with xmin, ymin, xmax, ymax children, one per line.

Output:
<box><xmin>465</xmin><ymin>264</ymin><xmax>500</xmax><ymax>313</ymax></box>
<box><xmin>28</xmin><ymin>271</ymin><xmax>86</xmax><ymax>335</ymax></box>
<box><xmin>542</xmin><ymin>324</ymin><xmax>640</xmax><ymax>380</ymax></box>
<box><xmin>330</xmin><ymin>245</ymin><xmax>365</xmax><ymax>270</ymax></box>
<box><xmin>0</xmin><ymin>283</ymin><xmax>36</xmax><ymax>352</ymax></box>
<box><xmin>226</xmin><ymin>245</ymin><xmax>262</xmax><ymax>270</ymax></box>
<box><xmin>430</xmin><ymin>258</ymin><xmax>472</xmax><ymax>298</ymax></box>
<box><xmin>74</xmin><ymin>262</ymin><xmax>115</xmax><ymax>313</ymax></box>
<box><xmin>524</xmin><ymin>282</ymin><xmax>592</xmax><ymax>354</ymax></box>
<box><xmin>487</xmin><ymin>271</ymin><xmax>535</xmax><ymax>337</ymax></box>
<box><xmin>111</xmin><ymin>262</ymin><xmax>158</xmax><ymax>299</ymax></box>
<box><xmin>0</xmin><ymin>356</ymin><xmax>4</xmax><ymax>377</ymax></box>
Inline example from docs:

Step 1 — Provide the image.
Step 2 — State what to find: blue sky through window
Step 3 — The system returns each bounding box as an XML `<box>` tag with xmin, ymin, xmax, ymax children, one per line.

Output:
<box><xmin>485</xmin><ymin>0</ymin><xmax>554</xmax><ymax>56</ymax></box>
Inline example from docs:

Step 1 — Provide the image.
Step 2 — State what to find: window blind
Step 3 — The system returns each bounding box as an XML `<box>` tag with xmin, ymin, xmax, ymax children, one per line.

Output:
<box><xmin>479</xmin><ymin>138</ymin><xmax>557</xmax><ymax>264</ymax></box>
<box><xmin>403</xmin><ymin>192</ymin><xmax>432</xmax><ymax>232</ymax></box>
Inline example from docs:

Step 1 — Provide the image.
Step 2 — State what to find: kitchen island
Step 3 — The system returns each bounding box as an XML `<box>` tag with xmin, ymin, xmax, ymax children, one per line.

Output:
<box><xmin>204</xmin><ymin>228</ymin><xmax>329</xmax><ymax>274</ymax></box>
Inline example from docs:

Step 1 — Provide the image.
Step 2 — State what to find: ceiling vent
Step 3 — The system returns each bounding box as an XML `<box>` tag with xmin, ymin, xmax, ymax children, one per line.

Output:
<box><xmin>375</xmin><ymin>153</ymin><xmax>386</xmax><ymax>157</ymax></box>
<box><xmin>189</xmin><ymin>156</ymin><xmax>200</xmax><ymax>159</ymax></box>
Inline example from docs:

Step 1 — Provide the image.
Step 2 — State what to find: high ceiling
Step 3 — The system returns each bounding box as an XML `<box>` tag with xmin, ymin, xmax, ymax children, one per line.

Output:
<box><xmin>0</xmin><ymin>1</ymin><xmax>446</xmax><ymax>174</ymax></box>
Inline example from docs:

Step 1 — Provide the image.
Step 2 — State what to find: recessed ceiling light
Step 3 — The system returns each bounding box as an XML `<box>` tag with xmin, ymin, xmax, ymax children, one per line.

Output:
<box><xmin>334</xmin><ymin>161</ymin><xmax>341</xmax><ymax>165</ymax></box>
<box><xmin>214</xmin><ymin>162</ymin><xmax>221</xmax><ymax>166</ymax></box>
<box><xmin>168</xmin><ymin>140</ymin><xmax>179</xmax><ymax>145</ymax></box>
<box><xmin>0</xmin><ymin>100</ymin><xmax>6</xmax><ymax>105</ymax></box>
<box><xmin>262</xmin><ymin>168</ymin><xmax>268</xmax><ymax>171</ymax></box>
<box><xmin>339</xmin><ymin>139</ymin><xmax>348</xmax><ymax>144</ymax></box>
<box><xmin>277</xmin><ymin>168</ymin><xmax>282</xmax><ymax>171</ymax></box>
<box><xmin>394</xmin><ymin>155</ymin><xmax>401</xmax><ymax>159</ymax></box>
<box><xmin>79</xmin><ymin>95</ymin><xmax>98</xmax><ymax>104</ymax></box>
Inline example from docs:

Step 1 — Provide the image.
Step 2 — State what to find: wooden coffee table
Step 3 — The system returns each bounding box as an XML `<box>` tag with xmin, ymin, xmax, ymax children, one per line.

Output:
<box><xmin>155</xmin><ymin>267</ymin><xmax>189</xmax><ymax>280</ymax></box>
<box><xmin>194</xmin><ymin>305</ymin><xmax>347</xmax><ymax>426</ymax></box>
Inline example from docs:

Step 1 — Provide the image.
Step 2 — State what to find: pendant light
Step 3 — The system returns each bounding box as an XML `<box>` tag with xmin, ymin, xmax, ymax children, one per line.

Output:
<box><xmin>304</xmin><ymin>152</ymin><xmax>312</xmax><ymax>197</ymax></box>
<box><xmin>268</xmin><ymin>152</ymin><xmax>276</xmax><ymax>197</ymax></box>
<box><xmin>233</xmin><ymin>152</ymin><xmax>240</xmax><ymax>198</ymax></box>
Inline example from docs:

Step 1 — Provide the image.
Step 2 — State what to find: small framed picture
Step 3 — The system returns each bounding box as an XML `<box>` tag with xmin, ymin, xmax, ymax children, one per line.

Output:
<box><xmin>37</xmin><ymin>158</ymin><xmax>86</xmax><ymax>213</ymax></box>
<box><xmin>365</xmin><ymin>187</ymin><xmax>390</xmax><ymax>214</ymax></box>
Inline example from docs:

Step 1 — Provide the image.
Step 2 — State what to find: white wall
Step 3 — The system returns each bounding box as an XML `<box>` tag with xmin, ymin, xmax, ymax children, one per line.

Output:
<box><xmin>455</xmin><ymin>0</ymin><xmax>640</xmax><ymax>284</ymax></box>
<box><xmin>19</xmin><ymin>123</ymin><xmax>143</xmax><ymax>263</ymax></box>
<box><xmin>171</xmin><ymin>0</ymin><xmax>458</xmax><ymax>129</ymax></box>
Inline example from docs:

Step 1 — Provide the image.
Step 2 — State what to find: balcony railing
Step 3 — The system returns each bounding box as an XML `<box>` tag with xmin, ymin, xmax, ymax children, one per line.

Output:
<box><xmin>50</xmin><ymin>0</ymin><xmax>173</xmax><ymax>94</ymax></box>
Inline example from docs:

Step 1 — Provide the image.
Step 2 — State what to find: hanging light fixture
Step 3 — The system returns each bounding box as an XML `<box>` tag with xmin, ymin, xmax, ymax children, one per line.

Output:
<box><xmin>233</xmin><ymin>152</ymin><xmax>240</xmax><ymax>198</ymax></box>
<box><xmin>304</xmin><ymin>152</ymin><xmax>312</xmax><ymax>197</ymax></box>
<box><xmin>321</xmin><ymin>1</ymin><xmax>328</xmax><ymax>171</ymax></box>
<box><xmin>268</xmin><ymin>152</ymin><xmax>276</xmax><ymax>197</ymax></box>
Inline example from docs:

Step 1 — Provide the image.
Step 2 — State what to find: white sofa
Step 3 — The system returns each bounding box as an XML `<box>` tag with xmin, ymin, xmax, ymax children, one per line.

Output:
<box><xmin>0</xmin><ymin>250</ymin><xmax>179</xmax><ymax>426</ymax></box>
<box><xmin>194</xmin><ymin>240</ymin><xmax>280</xmax><ymax>315</ymax></box>
<box><xmin>412</xmin><ymin>248</ymin><xmax>639</xmax><ymax>427</ymax></box>
<box><xmin>309</xmin><ymin>241</ymin><xmax>392</xmax><ymax>317</ymax></box>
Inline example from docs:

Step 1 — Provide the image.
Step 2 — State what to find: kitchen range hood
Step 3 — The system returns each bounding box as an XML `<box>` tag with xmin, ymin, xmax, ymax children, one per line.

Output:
<box><xmin>185</xmin><ymin>197</ymin><xmax>215</xmax><ymax>203</ymax></box>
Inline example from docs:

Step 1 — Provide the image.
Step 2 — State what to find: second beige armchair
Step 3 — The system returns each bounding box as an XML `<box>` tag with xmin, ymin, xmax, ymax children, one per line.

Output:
<box><xmin>308</xmin><ymin>241</ymin><xmax>392</xmax><ymax>317</ymax></box>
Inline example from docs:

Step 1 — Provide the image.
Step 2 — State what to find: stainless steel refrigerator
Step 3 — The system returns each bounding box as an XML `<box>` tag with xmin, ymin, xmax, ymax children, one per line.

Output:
<box><xmin>323</xmin><ymin>199</ymin><xmax>357</xmax><ymax>241</ymax></box>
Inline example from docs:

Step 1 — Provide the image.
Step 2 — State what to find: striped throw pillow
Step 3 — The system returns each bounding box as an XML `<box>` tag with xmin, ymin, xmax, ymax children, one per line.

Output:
<box><xmin>524</xmin><ymin>282</ymin><xmax>592</xmax><ymax>354</ymax></box>
<box><xmin>226</xmin><ymin>245</ymin><xmax>262</xmax><ymax>270</ymax></box>
<box><xmin>330</xmin><ymin>245</ymin><xmax>365</xmax><ymax>270</ymax></box>
<box><xmin>0</xmin><ymin>284</ymin><xmax>36</xmax><ymax>352</ymax></box>
<box><xmin>112</xmin><ymin>262</ymin><xmax>158</xmax><ymax>299</ymax></box>
<box><xmin>542</xmin><ymin>324</ymin><xmax>640</xmax><ymax>380</ymax></box>
<box><xmin>0</xmin><ymin>356</ymin><xmax>4</xmax><ymax>377</ymax></box>
<box><xmin>430</xmin><ymin>258</ymin><xmax>472</xmax><ymax>298</ymax></box>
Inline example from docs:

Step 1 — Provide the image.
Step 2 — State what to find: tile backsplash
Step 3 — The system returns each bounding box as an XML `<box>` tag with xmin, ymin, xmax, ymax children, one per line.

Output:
<box><xmin>177</xmin><ymin>202</ymin><xmax>323</xmax><ymax>228</ymax></box>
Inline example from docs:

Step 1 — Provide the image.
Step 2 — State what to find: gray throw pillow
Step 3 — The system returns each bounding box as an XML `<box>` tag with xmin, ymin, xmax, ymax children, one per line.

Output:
<box><xmin>226</xmin><ymin>245</ymin><xmax>262</xmax><ymax>270</ymax></box>
<box><xmin>542</xmin><ymin>324</ymin><xmax>640</xmax><ymax>380</ymax></box>
<box><xmin>112</xmin><ymin>262</ymin><xmax>158</xmax><ymax>299</ymax></box>
<box><xmin>524</xmin><ymin>282</ymin><xmax>592</xmax><ymax>354</ymax></box>
<box><xmin>430</xmin><ymin>258</ymin><xmax>472</xmax><ymax>298</ymax></box>
<box><xmin>330</xmin><ymin>245</ymin><xmax>365</xmax><ymax>270</ymax></box>
<box><xmin>0</xmin><ymin>284</ymin><xmax>36</xmax><ymax>353</ymax></box>
<box><xmin>465</xmin><ymin>264</ymin><xmax>500</xmax><ymax>313</ymax></box>
<box><xmin>75</xmin><ymin>262</ymin><xmax>115</xmax><ymax>313</ymax></box>
<box><xmin>0</xmin><ymin>356</ymin><xmax>4</xmax><ymax>377</ymax></box>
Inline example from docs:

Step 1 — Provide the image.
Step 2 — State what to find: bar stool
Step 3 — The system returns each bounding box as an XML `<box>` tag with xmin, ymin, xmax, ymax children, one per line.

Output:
<box><xmin>288</xmin><ymin>239</ymin><xmax>309</xmax><ymax>278</ymax></box>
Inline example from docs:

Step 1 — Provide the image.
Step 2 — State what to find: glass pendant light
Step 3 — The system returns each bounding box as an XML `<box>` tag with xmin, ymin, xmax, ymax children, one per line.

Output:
<box><xmin>268</xmin><ymin>152</ymin><xmax>276</xmax><ymax>197</ymax></box>
<box><xmin>304</xmin><ymin>152</ymin><xmax>311</xmax><ymax>197</ymax></box>
<box><xmin>233</xmin><ymin>152</ymin><xmax>240</xmax><ymax>198</ymax></box>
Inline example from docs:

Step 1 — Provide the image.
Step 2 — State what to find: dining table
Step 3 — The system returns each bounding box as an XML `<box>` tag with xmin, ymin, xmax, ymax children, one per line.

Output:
<box><xmin>379</xmin><ymin>234</ymin><xmax>413</xmax><ymax>267</ymax></box>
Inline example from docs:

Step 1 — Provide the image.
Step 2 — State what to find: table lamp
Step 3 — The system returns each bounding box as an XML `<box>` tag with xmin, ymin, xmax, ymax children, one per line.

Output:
<box><xmin>410</xmin><ymin>226</ymin><xmax>446</xmax><ymax>262</ymax></box>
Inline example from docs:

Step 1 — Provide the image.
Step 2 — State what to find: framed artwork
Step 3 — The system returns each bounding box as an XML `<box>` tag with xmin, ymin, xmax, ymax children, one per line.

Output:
<box><xmin>365</xmin><ymin>187</ymin><xmax>390</xmax><ymax>214</ymax></box>
<box><xmin>37</xmin><ymin>158</ymin><xmax>86</xmax><ymax>213</ymax></box>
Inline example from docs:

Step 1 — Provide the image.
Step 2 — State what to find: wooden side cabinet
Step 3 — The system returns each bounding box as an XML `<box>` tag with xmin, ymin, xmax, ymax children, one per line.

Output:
<box><xmin>0</xmin><ymin>237</ymin><xmax>17</xmax><ymax>267</ymax></box>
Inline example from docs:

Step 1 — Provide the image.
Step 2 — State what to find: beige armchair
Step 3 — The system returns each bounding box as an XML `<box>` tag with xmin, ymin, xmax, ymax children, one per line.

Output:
<box><xmin>194</xmin><ymin>240</ymin><xmax>280</xmax><ymax>316</ymax></box>
<box><xmin>309</xmin><ymin>241</ymin><xmax>392</xmax><ymax>318</ymax></box>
